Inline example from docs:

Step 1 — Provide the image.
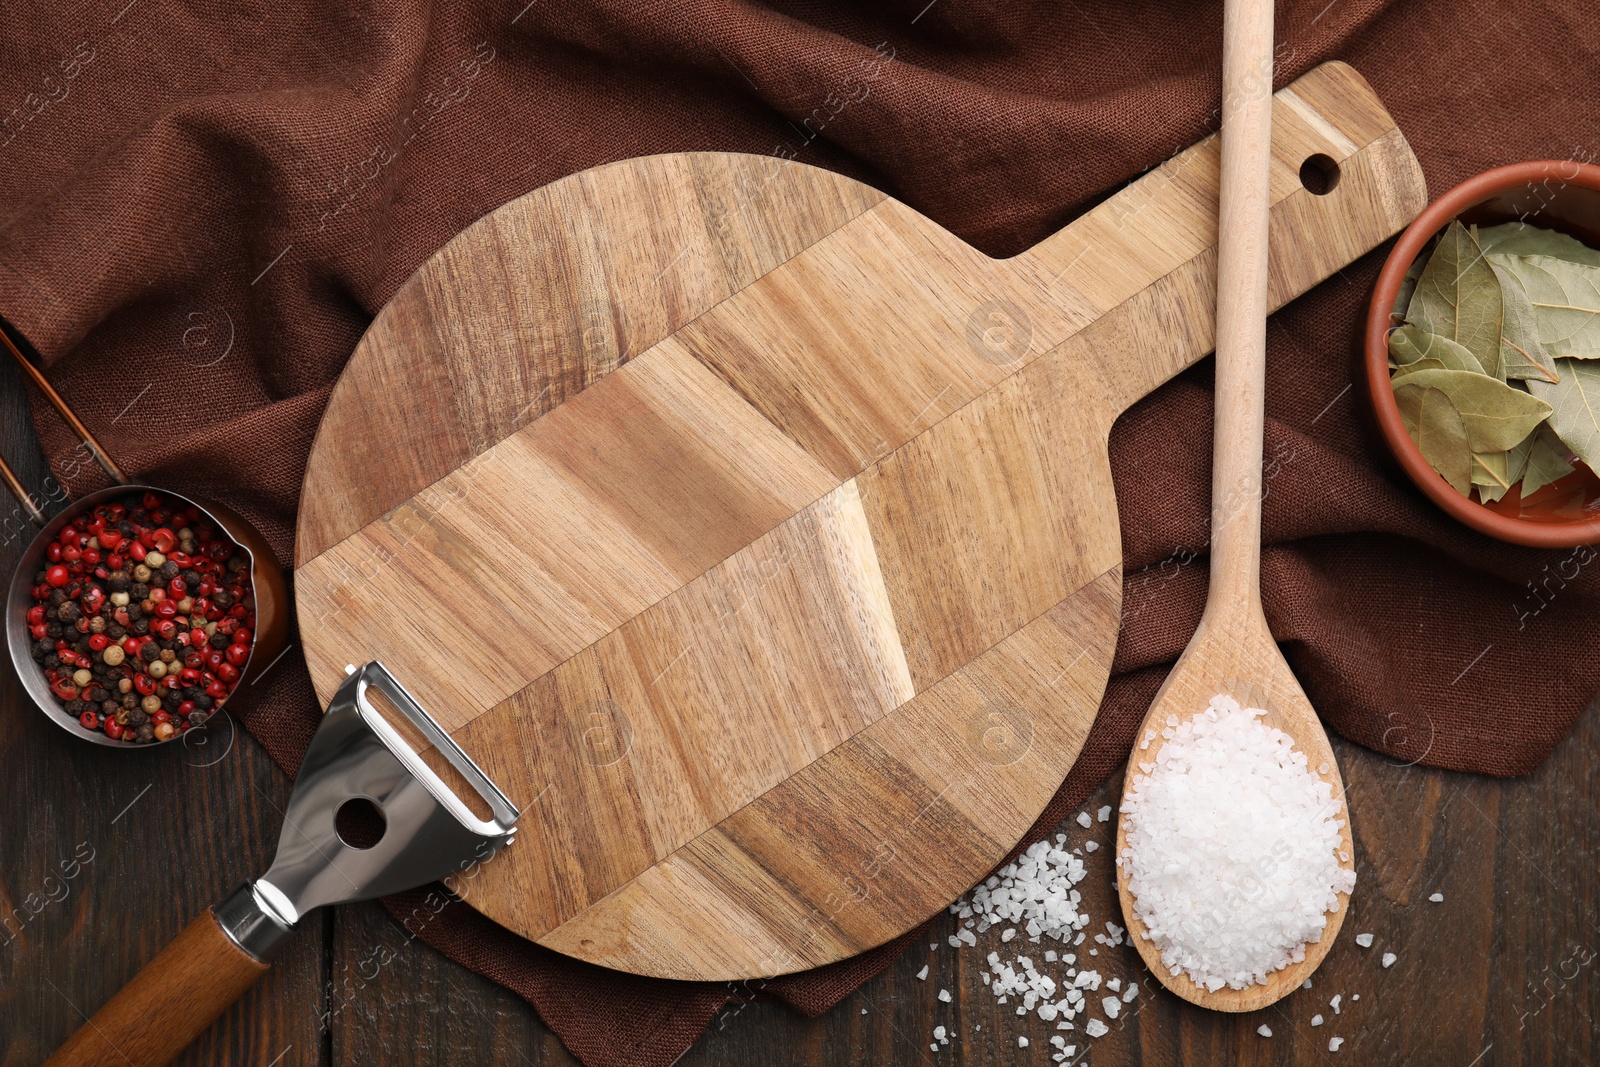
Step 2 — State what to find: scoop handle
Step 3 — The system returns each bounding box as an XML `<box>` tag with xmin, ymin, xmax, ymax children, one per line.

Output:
<box><xmin>44</xmin><ymin>907</ymin><xmax>269</xmax><ymax>1067</ymax></box>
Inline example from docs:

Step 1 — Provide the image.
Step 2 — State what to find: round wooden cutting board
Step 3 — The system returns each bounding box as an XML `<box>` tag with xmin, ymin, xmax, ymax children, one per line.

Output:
<box><xmin>295</xmin><ymin>61</ymin><xmax>1424</xmax><ymax>981</ymax></box>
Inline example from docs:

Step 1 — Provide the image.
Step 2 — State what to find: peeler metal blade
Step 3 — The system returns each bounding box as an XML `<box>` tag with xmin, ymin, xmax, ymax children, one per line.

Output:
<box><xmin>216</xmin><ymin>661</ymin><xmax>518</xmax><ymax>960</ymax></box>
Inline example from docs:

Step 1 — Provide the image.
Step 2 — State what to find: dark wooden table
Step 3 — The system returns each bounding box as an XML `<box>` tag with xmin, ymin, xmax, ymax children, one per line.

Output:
<box><xmin>3</xmin><ymin>355</ymin><xmax>1597</xmax><ymax>1065</ymax></box>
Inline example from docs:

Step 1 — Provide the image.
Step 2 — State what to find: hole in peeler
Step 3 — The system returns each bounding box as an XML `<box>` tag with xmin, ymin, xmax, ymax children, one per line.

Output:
<box><xmin>1299</xmin><ymin>153</ymin><xmax>1340</xmax><ymax>196</ymax></box>
<box><xmin>335</xmin><ymin>797</ymin><xmax>387</xmax><ymax>849</ymax></box>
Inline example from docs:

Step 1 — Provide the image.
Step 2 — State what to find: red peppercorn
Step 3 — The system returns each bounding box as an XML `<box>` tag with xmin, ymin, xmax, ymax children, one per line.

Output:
<box><xmin>98</xmin><ymin>529</ymin><xmax>122</xmax><ymax>550</ymax></box>
<box><xmin>206</xmin><ymin>650</ymin><xmax>225</xmax><ymax>671</ymax></box>
<box><xmin>151</xmin><ymin>710</ymin><xmax>171</xmax><ymax>725</ymax></box>
<box><xmin>81</xmin><ymin>547</ymin><xmax>101</xmax><ymax>565</ymax></box>
<box><xmin>204</xmin><ymin>680</ymin><xmax>228</xmax><ymax>699</ymax></box>
<box><xmin>177</xmin><ymin>699</ymin><xmax>195</xmax><ymax>716</ymax></box>
<box><xmin>233</xmin><ymin>627</ymin><xmax>252</xmax><ymax>646</ymax></box>
<box><xmin>154</xmin><ymin>620</ymin><xmax>177</xmax><ymax>641</ymax></box>
<box><xmin>78</xmin><ymin>710</ymin><xmax>98</xmax><ymax>730</ymax></box>
<box><xmin>216</xmin><ymin>662</ymin><xmax>240</xmax><ymax>684</ymax></box>
<box><xmin>142</xmin><ymin>492</ymin><xmax>161</xmax><ymax>511</ymax></box>
<box><xmin>29</xmin><ymin>622</ymin><xmax>48</xmax><ymax>640</ymax></box>
<box><xmin>59</xmin><ymin>528</ymin><xmax>81</xmax><ymax>548</ymax></box>
<box><xmin>155</xmin><ymin>600</ymin><xmax>179</xmax><ymax>620</ymax></box>
<box><xmin>179</xmin><ymin>668</ymin><xmax>202</xmax><ymax>687</ymax></box>
<box><xmin>46</xmin><ymin>542</ymin><xmax>63</xmax><ymax>562</ymax></box>
<box><xmin>104</xmin><ymin>719</ymin><xmax>124</xmax><ymax>740</ymax></box>
<box><xmin>26</xmin><ymin>605</ymin><xmax>45</xmax><ymax>625</ymax></box>
<box><xmin>88</xmin><ymin>634</ymin><xmax>110</xmax><ymax>652</ymax></box>
<box><xmin>133</xmin><ymin>674</ymin><xmax>157</xmax><ymax>697</ymax></box>
<box><xmin>45</xmin><ymin>565</ymin><xmax>69</xmax><ymax>588</ymax></box>
<box><xmin>128</xmin><ymin>540</ymin><xmax>147</xmax><ymax>562</ymax></box>
<box><xmin>183</xmin><ymin>651</ymin><xmax>205</xmax><ymax>670</ymax></box>
<box><xmin>51</xmin><ymin>679</ymin><xmax>79</xmax><ymax>701</ymax></box>
<box><xmin>225</xmin><ymin>643</ymin><xmax>250</xmax><ymax>668</ymax></box>
<box><xmin>61</xmin><ymin>544</ymin><xmax>82</xmax><ymax>563</ymax></box>
<box><xmin>189</xmin><ymin>627</ymin><xmax>208</xmax><ymax>648</ymax></box>
<box><xmin>151</xmin><ymin>529</ymin><xmax>176</xmax><ymax>554</ymax></box>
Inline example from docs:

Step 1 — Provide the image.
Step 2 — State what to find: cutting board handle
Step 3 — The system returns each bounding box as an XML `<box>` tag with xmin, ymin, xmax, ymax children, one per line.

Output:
<box><xmin>44</xmin><ymin>907</ymin><xmax>269</xmax><ymax>1067</ymax></box>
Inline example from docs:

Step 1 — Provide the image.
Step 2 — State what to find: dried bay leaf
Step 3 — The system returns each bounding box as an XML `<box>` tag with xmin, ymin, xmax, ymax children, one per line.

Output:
<box><xmin>1487</xmin><ymin>253</ymin><xmax>1600</xmax><ymax>357</ymax></box>
<box><xmin>1390</xmin><ymin>367</ymin><xmax>1553</xmax><ymax>452</ymax></box>
<box><xmin>1527</xmin><ymin>357</ymin><xmax>1600</xmax><ymax>473</ymax></box>
<box><xmin>1477</xmin><ymin>221</ymin><xmax>1600</xmax><ymax>266</ymax></box>
<box><xmin>1521</xmin><ymin>424</ymin><xmax>1577</xmax><ymax>496</ymax></box>
<box><xmin>1388</xmin><ymin>324</ymin><xmax>1486</xmax><ymax>374</ymax></box>
<box><xmin>1394</xmin><ymin>383</ymin><xmax>1473</xmax><ymax>495</ymax></box>
<box><xmin>1409</xmin><ymin>220</ymin><xmax>1504</xmax><ymax>376</ymax></box>
<box><xmin>1488</xmin><ymin>258</ymin><xmax>1561</xmax><ymax>382</ymax></box>
<box><xmin>1393</xmin><ymin>253</ymin><xmax>1426</xmax><ymax>322</ymax></box>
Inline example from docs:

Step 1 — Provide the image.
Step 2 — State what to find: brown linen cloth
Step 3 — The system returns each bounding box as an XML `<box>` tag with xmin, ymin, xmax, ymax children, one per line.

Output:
<box><xmin>4</xmin><ymin>0</ymin><xmax>1599</xmax><ymax>1063</ymax></box>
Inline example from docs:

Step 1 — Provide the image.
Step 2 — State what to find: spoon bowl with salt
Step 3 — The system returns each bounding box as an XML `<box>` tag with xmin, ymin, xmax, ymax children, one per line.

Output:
<box><xmin>1112</xmin><ymin>0</ymin><xmax>1355</xmax><ymax>1012</ymax></box>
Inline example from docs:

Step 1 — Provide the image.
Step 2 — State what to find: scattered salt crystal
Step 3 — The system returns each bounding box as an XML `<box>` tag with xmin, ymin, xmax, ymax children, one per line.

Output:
<box><xmin>1303</xmin><ymin>978</ymin><xmax>1313</xmax><ymax>989</ymax></box>
<box><xmin>1044</xmin><ymin>950</ymin><xmax>1058</xmax><ymax>962</ymax></box>
<box><xmin>1106</xmin><ymin>977</ymin><xmax>1121</xmax><ymax>991</ymax></box>
<box><xmin>934</xmin><ymin>1026</ymin><xmax>946</xmax><ymax>1040</ymax></box>
<box><xmin>1311</xmin><ymin>1014</ymin><xmax>1323</xmax><ymax>1026</ymax></box>
<box><xmin>1382</xmin><ymin>952</ymin><xmax>1397</xmax><ymax>968</ymax></box>
<box><xmin>1002</xmin><ymin>928</ymin><xmax>1016</xmax><ymax>943</ymax></box>
<box><xmin>1084</xmin><ymin>840</ymin><xmax>1099</xmax><ymax>852</ymax></box>
<box><xmin>930</xmin><ymin>1043</ymin><xmax>938</xmax><ymax>1052</ymax></box>
<box><xmin>1018</xmin><ymin>1036</ymin><xmax>1029</xmax><ymax>1048</ymax></box>
<box><xmin>1103</xmin><ymin>996</ymin><xmax>1121</xmax><ymax>1019</ymax></box>
<box><xmin>916</xmin><ymin>965</ymin><xmax>929</xmax><ymax>980</ymax></box>
<box><xmin>1257</xmin><ymin>1024</ymin><xmax>1273</xmax><ymax>1037</ymax></box>
<box><xmin>958</xmin><ymin>928</ymin><xmax>976</xmax><ymax>946</ymax></box>
<box><xmin>1355</xmin><ymin>933</ymin><xmax>1374</xmax><ymax>948</ymax></box>
<box><xmin>1123</xmin><ymin>983</ymin><xmax>1139</xmax><ymax>1002</ymax></box>
<box><xmin>948</xmin><ymin>935</ymin><xmax>961</xmax><ymax>948</ymax></box>
<box><xmin>1119</xmin><ymin>695</ymin><xmax>1355</xmax><ymax>992</ymax></box>
<box><xmin>1097</xmin><ymin>805</ymin><xmax>1111</xmax><ymax>822</ymax></box>
<box><xmin>1330</xmin><ymin>1036</ymin><xmax>1345</xmax><ymax>1052</ymax></box>
<box><xmin>1063</xmin><ymin>1046</ymin><xmax>1077</xmax><ymax>1057</ymax></box>
<box><xmin>1076</xmin><ymin>812</ymin><xmax>1092</xmax><ymax>828</ymax></box>
<box><xmin>938</xmin><ymin>989</ymin><xmax>952</xmax><ymax>1003</ymax></box>
<box><xmin>1352</xmin><ymin>994</ymin><xmax>1359</xmax><ymax>1002</ymax></box>
<box><xmin>1429</xmin><ymin>892</ymin><xmax>1444</xmax><ymax>903</ymax></box>
<box><xmin>1330</xmin><ymin>994</ymin><xmax>1342</xmax><ymax>1014</ymax></box>
<box><xmin>1085</xmin><ymin>1019</ymin><xmax>1109</xmax><ymax>1038</ymax></box>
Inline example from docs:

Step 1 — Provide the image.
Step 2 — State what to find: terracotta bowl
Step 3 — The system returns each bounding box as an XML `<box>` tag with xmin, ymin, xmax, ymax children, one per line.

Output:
<box><xmin>1365</xmin><ymin>160</ymin><xmax>1600</xmax><ymax>547</ymax></box>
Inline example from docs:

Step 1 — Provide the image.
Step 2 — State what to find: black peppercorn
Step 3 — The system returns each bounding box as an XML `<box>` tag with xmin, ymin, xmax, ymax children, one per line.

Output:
<box><xmin>130</xmin><ymin>582</ymin><xmax>149</xmax><ymax>600</ymax></box>
<box><xmin>188</xmin><ymin>710</ymin><xmax>209</xmax><ymax>727</ymax></box>
<box><xmin>195</xmin><ymin>693</ymin><xmax>215</xmax><ymax>711</ymax></box>
<box><xmin>132</xmin><ymin>618</ymin><xmax>150</xmax><ymax>636</ymax></box>
<box><xmin>134</xmin><ymin>723</ymin><xmax>155</xmax><ymax>743</ymax></box>
<box><xmin>32</xmin><ymin>638</ymin><xmax>52</xmax><ymax>659</ymax></box>
<box><xmin>108</xmin><ymin>570</ymin><xmax>131</xmax><ymax>592</ymax></box>
<box><xmin>48</xmin><ymin>588</ymin><xmax>68</xmax><ymax>606</ymax></box>
<box><xmin>101</xmin><ymin>699</ymin><xmax>120</xmax><ymax>717</ymax></box>
<box><xmin>120</xmin><ymin>692</ymin><xmax>137</xmax><ymax>709</ymax></box>
<box><xmin>210</xmin><ymin>632</ymin><xmax>229</xmax><ymax>649</ymax></box>
<box><xmin>107</xmin><ymin>623</ymin><xmax>127</xmax><ymax>640</ymax></box>
<box><xmin>212</xmin><ymin>591</ymin><xmax>234</xmax><ymax>610</ymax></box>
<box><xmin>64</xmin><ymin>698</ymin><xmax>87</xmax><ymax>715</ymax></box>
<box><xmin>139</xmin><ymin>643</ymin><xmax>160</xmax><ymax>663</ymax></box>
<box><xmin>181</xmin><ymin>569</ymin><xmax>201</xmax><ymax>587</ymax></box>
<box><xmin>88</xmin><ymin>687</ymin><xmax>109</xmax><ymax>703</ymax></box>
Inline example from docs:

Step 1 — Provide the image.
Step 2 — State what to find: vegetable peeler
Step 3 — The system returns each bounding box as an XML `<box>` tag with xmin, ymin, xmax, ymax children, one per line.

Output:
<box><xmin>45</xmin><ymin>661</ymin><xmax>519</xmax><ymax>1067</ymax></box>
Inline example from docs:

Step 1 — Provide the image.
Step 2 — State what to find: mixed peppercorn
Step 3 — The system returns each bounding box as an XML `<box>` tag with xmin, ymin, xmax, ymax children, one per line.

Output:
<box><xmin>24</xmin><ymin>490</ymin><xmax>256</xmax><ymax>744</ymax></box>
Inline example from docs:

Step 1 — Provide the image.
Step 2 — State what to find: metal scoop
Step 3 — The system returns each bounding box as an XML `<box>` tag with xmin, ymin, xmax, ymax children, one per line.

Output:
<box><xmin>45</xmin><ymin>661</ymin><xmax>520</xmax><ymax>1067</ymax></box>
<box><xmin>0</xmin><ymin>327</ymin><xmax>290</xmax><ymax>746</ymax></box>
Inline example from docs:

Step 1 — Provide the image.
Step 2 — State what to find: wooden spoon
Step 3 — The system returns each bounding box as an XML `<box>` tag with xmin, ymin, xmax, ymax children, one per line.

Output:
<box><xmin>1112</xmin><ymin>0</ymin><xmax>1354</xmax><ymax>1012</ymax></box>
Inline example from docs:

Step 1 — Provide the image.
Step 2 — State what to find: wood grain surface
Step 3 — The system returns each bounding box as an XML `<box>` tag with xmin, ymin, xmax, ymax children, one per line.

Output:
<box><xmin>3</xmin><ymin>269</ymin><xmax>1599</xmax><ymax>1065</ymax></box>
<box><xmin>292</xmin><ymin>61</ymin><xmax>1425</xmax><ymax>983</ymax></box>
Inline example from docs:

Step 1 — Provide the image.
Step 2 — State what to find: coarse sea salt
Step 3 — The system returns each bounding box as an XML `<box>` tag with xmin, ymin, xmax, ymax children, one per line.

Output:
<box><xmin>1118</xmin><ymin>694</ymin><xmax>1355</xmax><ymax>992</ymax></box>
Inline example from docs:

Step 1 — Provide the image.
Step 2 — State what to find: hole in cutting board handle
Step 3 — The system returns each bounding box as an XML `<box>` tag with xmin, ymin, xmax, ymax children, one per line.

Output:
<box><xmin>335</xmin><ymin>797</ymin><xmax>387</xmax><ymax>850</ymax></box>
<box><xmin>1300</xmin><ymin>153</ymin><xmax>1341</xmax><ymax>196</ymax></box>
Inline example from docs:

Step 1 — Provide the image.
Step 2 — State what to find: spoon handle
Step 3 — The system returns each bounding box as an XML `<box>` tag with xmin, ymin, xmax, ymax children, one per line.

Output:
<box><xmin>1208</xmin><ymin>0</ymin><xmax>1276</xmax><ymax>617</ymax></box>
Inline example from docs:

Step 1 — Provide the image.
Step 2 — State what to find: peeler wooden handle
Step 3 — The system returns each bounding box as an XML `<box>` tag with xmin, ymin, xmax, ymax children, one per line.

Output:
<box><xmin>44</xmin><ymin>907</ymin><xmax>270</xmax><ymax>1067</ymax></box>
